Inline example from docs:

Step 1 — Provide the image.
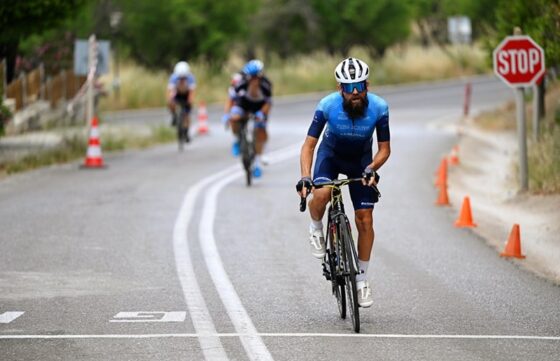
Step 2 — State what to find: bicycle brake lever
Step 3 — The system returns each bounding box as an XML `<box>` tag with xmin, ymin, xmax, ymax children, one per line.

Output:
<box><xmin>299</xmin><ymin>196</ymin><xmax>307</xmax><ymax>212</ymax></box>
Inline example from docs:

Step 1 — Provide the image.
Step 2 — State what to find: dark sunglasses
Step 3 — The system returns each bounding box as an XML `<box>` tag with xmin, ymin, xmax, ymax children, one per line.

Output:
<box><xmin>341</xmin><ymin>81</ymin><xmax>367</xmax><ymax>93</ymax></box>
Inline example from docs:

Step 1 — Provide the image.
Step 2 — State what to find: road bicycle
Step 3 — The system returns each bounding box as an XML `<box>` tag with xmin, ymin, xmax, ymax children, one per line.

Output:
<box><xmin>299</xmin><ymin>176</ymin><xmax>380</xmax><ymax>333</ymax></box>
<box><xmin>174</xmin><ymin>101</ymin><xmax>191</xmax><ymax>151</ymax></box>
<box><xmin>238</xmin><ymin>114</ymin><xmax>257</xmax><ymax>186</ymax></box>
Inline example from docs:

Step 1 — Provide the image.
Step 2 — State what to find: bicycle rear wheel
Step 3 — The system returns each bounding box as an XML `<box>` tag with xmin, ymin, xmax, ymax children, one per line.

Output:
<box><xmin>339</xmin><ymin>216</ymin><xmax>360</xmax><ymax>333</ymax></box>
<box><xmin>176</xmin><ymin>109</ymin><xmax>185</xmax><ymax>151</ymax></box>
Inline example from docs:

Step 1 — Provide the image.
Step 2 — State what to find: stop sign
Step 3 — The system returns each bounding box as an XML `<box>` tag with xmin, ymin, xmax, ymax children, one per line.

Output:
<box><xmin>493</xmin><ymin>35</ymin><xmax>545</xmax><ymax>87</ymax></box>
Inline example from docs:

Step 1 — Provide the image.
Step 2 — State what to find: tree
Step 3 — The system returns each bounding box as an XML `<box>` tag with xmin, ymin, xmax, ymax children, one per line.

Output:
<box><xmin>0</xmin><ymin>0</ymin><xmax>86</xmax><ymax>82</ymax></box>
<box><xmin>311</xmin><ymin>0</ymin><xmax>411</xmax><ymax>57</ymax></box>
<box><xmin>116</xmin><ymin>0</ymin><xmax>256</xmax><ymax>69</ymax></box>
<box><xmin>495</xmin><ymin>0</ymin><xmax>560</xmax><ymax>119</ymax></box>
<box><xmin>253</xmin><ymin>0</ymin><xmax>319</xmax><ymax>59</ymax></box>
<box><xmin>495</xmin><ymin>0</ymin><xmax>560</xmax><ymax>70</ymax></box>
<box><xmin>407</xmin><ymin>0</ymin><xmax>500</xmax><ymax>46</ymax></box>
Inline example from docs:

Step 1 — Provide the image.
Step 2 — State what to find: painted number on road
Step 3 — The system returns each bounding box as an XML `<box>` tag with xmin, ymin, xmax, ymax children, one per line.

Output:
<box><xmin>110</xmin><ymin>311</ymin><xmax>186</xmax><ymax>323</ymax></box>
<box><xmin>0</xmin><ymin>312</ymin><xmax>25</xmax><ymax>324</ymax></box>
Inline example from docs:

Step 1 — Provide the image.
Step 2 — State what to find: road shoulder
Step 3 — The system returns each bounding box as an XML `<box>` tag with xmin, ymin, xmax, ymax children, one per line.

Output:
<box><xmin>447</xmin><ymin>121</ymin><xmax>560</xmax><ymax>285</ymax></box>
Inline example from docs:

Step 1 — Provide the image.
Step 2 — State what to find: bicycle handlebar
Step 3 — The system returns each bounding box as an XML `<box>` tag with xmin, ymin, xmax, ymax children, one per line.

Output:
<box><xmin>298</xmin><ymin>177</ymin><xmax>381</xmax><ymax>213</ymax></box>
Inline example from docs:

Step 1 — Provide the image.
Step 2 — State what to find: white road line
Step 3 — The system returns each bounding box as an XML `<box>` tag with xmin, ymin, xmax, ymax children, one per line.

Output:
<box><xmin>173</xmin><ymin>165</ymin><xmax>237</xmax><ymax>361</ymax></box>
<box><xmin>110</xmin><ymin>312</ymin><xmax>186</xmax><ymax>323</ymax></box>
<box><xmin>197</xmin><ymin>143</ymin><xmax>301</xmax><ymax>361</ymax></box>
<box><xmin>199</xmin><ymin>171</ymin><xmax>274</xmax><ymax>361</ymax></box>
<box><xmin>1</xmin><ymin>333</ymin><xmax>559</xmax><ymax>340</ymax></box>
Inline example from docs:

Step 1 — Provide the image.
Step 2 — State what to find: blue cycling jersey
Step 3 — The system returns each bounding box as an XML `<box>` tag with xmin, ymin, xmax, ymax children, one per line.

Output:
<box><xmin>167</xmin><ymin>73</ymin><xmax>196</xmax><ymax>91</ymax></box>
<box><xmin>307</xmin><ymin>92</ymin><xmax>390</xmax><ymax>158</ymax></box>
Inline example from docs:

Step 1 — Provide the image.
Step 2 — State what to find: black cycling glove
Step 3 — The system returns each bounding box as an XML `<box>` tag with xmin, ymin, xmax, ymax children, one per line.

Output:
<box><xmin>296</xmin><ymin>176</ymin><xmax>313</xmax><ymax>193</ymax></box>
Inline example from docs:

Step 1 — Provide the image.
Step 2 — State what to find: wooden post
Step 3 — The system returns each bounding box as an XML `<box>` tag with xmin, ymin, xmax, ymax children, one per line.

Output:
<box><xmin>20</xmin><ymin>72</ymin><xmax>27</xmax><ymax>108</ymax></box>
<box><xmin>39</xmin><ymin>63</ymin><xmax>45</xmax><ymax>100</ymax></box>
<box><xmin>46</xmin><ymin>76</ymin><xmax>52</xmax><ymax>108</ymax></box>
<box><xmin>60</xmin><ymin>70</ymin><xmax>67</xmax><ymax>101</ymax></box>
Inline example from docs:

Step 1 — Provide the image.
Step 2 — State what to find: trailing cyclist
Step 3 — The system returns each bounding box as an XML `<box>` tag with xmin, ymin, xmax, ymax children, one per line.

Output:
<box><xmin>167</xmin><ymin>61</ymin><xmax>196</xmax><ymax>142</ymax></box>
<box><xmin>296</xmin><ymin>57</ymin><xmax>391</xmax><ymax>308</ymax></box>
<box><xmin>223</xmin><ymin>59</ymin><xmax>273</xmax><ymax>178</ymax></box>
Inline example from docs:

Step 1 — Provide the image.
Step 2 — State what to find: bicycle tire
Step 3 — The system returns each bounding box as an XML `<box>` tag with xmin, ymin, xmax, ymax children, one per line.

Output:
<box><xmin>327</xmin><ymin>222</ymin><xmax>346</xmax><ymax>319</ymax></box>
<box><xmin>339</xmin><ymin>215</ymin><xmax>360</xmax><ymax>333</ymax></box>
<box><xmin>239</xmin><ymin>123</ymin><xmax>252</xmax><ymax>186</ymax></box>
<box><xmin>176</xmin><ymin>108</ymin><xmax>185</xmax><ymax>152</ymax></box>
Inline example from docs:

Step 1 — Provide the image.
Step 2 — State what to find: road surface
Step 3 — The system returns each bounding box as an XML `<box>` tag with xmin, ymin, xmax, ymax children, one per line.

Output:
<box><xmin>1</xmin><ymin>76</ymin><xmax>559</xmax><ymax>360</ymax></box>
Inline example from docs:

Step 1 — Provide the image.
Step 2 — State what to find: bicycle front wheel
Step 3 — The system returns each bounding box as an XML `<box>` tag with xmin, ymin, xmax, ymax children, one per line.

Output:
<box><xmin>339</xmin><ymin>216</ymin><xmax>360</xmax><ymax>333</ymax></box>
<box><xmin>239</xmin><ymin>124</ymin><xmax>253</xmax><ymax>186</ymax></box>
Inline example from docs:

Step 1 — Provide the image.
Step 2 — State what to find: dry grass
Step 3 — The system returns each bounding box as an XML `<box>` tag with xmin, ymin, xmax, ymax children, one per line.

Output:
<box><xmin>378</xmin><ymin>44</ymin><xmax>487</xmax><ymax>84</ymax></box>
<box><xmin>528</xmin><ymin>126</ymin><xmax>560</xmax><ymax>193</ymax></box>
<box><xmin>99</xmin><ymin>43</ymin><xmax>490</xmax><ymax>111</ymax></box>
<box><xmin>474</xmin><ymin>82</ymin><xmax>560</xmax><ymax>194</ymax></box>
<box><xmin>1</xmin><ymin>124</ymin><xmax>175</xmax><ymax>175</ymax></box>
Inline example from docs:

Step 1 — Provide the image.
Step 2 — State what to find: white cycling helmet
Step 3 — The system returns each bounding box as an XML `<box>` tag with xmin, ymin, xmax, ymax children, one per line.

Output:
<box><xmin>173</xmin><ymin>61</ymin><xmax>191</xmax><ymax>77</ymax></box>
<box><xmin>334</xmin><ymin>57</ymin><xmax>369</xmax><ymax>83</ymax></box>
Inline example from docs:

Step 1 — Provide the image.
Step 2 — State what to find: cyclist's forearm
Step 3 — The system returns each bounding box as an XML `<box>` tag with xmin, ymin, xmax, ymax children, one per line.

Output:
<box><xmin>261</xmin><ymin>102</ymin><xmax>271</xmax><ymax>115</ymax></box>
<box><xmin>300</xmin><ymin>136</ymin><xmax>318</xmax><ymax>177</ymax></box>
<box><xmin>188</xmin><ymin>90</ymin><xmax>195</xmax><ymax>105</ymax></box>
<box><xmin>369</xmin><ymin>141</ymin><xmax>391</xmax><ymax>171</ymax></box>
<box><xmin>224</xmin><ymin>98</ymin><xmax>233</xmax><ymax>114</ymax></box>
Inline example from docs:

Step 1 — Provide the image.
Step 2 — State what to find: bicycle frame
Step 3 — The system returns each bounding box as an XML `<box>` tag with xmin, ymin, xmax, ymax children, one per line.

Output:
<box><xmin>310</xmin><ymin>178</ymin><xmax>367</xmax><ymax>333</ymax></box>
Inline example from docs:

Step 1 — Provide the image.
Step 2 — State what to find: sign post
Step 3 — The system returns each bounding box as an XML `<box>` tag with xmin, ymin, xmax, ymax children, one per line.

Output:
<box><xmin>86</xmin><ymin>34</ymin><xmax>98</xmax><ymax>126</ymax></box>
<box><xmin>493</xmin><ymin>34</ymin><xmax>545</xmax><ymax>191</ymax></box>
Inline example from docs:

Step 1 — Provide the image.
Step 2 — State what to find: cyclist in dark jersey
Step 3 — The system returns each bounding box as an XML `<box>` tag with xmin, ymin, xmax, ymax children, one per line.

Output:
<box><xmin>296</xmin><ymin>57</ymin><xmax>391</xmax><ymax>308</ymax></box>
<box><xmin>224</xmin><ymin>60</ymin><xmax>272</xmax><ymax>178</ymax></box>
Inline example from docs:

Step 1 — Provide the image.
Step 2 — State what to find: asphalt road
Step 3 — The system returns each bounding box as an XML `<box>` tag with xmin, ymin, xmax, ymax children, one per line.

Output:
<box><xmin>1</xmin><ymin>76</ymin><xmax>559</xmax><ymax>361</ymax></box>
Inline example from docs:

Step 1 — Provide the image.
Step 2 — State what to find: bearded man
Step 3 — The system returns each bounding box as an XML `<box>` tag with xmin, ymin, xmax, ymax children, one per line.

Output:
<box><xmin>296</xmin><ymin>57</ymin><xmax>391</xmax><ymax>308</ymax></box>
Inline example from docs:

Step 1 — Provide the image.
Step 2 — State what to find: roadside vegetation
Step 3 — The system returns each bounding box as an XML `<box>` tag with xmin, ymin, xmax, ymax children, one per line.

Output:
<box><xmin>473</xmin><ymin>82</ymin><xmax>560</xmax><ymax>194</ymax></box>
<box><xmin>0</xmin><ymin>124</ymin><xmax>175</xmax><ymax>176</ymax></box>
<box><xmin>100</xmin><ymin>43</ymin><xmax>488</xmax><ymax>111</ymax></box>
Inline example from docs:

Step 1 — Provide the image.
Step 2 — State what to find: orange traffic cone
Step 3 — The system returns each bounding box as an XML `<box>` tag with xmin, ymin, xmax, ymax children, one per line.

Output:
<box><xmin>500</xmin><ymin>224</ymin><xmax>526</xmax><ymax>259</ymax></box>
<box><xmin>82</xmin><ymin>117</ymin><xmax>105</xmax><ymax>168</ymax></box>
<box><xmin>448</xmin><ymin>145</ymin><xmax>460</xmax><ymax>165</ymax></box>
<box><xmin>197</xmin><ymin>101</ymin><xmax>209</xmax><ymax>135</ymax></box>
<box><xmin>435</xmin><ymin>182</ymin><xmax>450</xmax><ymax>206</ymax></box>
<box><xmin>435</xmin><ymin>158</ymin><xmax>448</xmax><ymax>188</ymax></box>
<box><xmin>454</xmin><ymin>196</ymin><xmax>477</xmax><ymax>227</ymax></box>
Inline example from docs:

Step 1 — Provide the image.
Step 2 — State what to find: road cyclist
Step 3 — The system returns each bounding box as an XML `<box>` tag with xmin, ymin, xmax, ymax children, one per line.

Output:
<box><xmin>223</xmin><ymin>59</ymin><xmax>273</xmax><ymax>178</ymax></box>
<box><xmin>296</xmin><ymin>57</ymin><xmax>391</xmax><ymax>311</ymax></box>
<box><xmin>166</xmin><ymin>61</ymin><xmax>196</xmax><ymax>148</ymax></box>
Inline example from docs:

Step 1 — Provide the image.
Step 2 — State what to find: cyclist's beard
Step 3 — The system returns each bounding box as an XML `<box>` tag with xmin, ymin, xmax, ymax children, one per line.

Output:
<box><xmin>342</xmin><ymin>94</ymin><xmax>368</xmax><ymax>119</ymax></box>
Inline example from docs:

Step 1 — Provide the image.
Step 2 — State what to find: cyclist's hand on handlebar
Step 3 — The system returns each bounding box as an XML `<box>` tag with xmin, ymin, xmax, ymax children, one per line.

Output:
<box><xmin>362</xmin><ymin>167</ymin><xmax>379</xmax><ymax>187</ymax></box>
<box><xmin>221</xmin><ymin>114</ymin><xmax>230</xmax><ymax>128</ymax></box>
<box><xmin>296</xmin><ymin>176</ymin><xmax>313</xmax><ymax>198</ymax></box>
<box><xmin>255</xmin><ymin>110</ymin><xmax>266</xmax><ymax>122</ymax></box>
